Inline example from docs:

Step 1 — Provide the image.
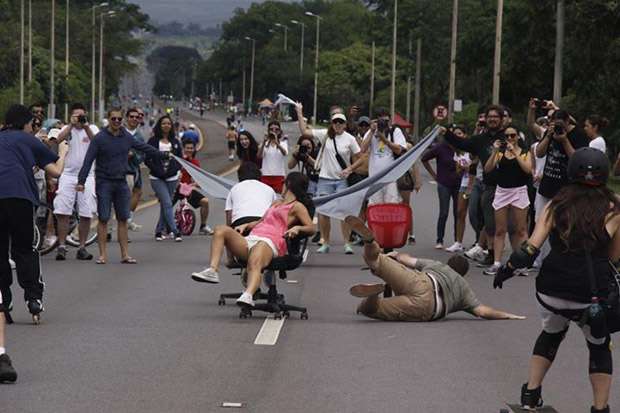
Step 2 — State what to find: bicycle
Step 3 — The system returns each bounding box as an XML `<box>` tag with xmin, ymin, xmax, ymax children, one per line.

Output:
<box><xmin>34</xmin><ymin>203</ymin><xmax>98</xmax><ymax>255</ymax></box>
<box><xmin>174</xmin><ymin>183</ymin><xmax>197</xmax><ymax>236</ymax></box>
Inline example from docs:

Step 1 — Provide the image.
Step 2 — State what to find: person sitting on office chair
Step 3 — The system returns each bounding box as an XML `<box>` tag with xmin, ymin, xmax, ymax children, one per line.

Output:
<box><xmin>344</xmin><ymin>215</ymin><xmax>525</xmax><ymax>322</ymax></box>
<box><xmin>191</xmin><ymin>172</ymin><xmax>316</xmax><ymax>308</ymax></box>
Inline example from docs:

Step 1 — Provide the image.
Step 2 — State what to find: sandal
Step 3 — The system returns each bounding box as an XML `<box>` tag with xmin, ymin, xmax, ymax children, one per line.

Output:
<box><xmin>96</xmin><ymin>258</ymin><xmax>106</xmax><ymax>265</ymax></box>
<box><xmin>121</xmin><ymin>257</ymin><xmax>137</xmax><ymax>264</ymax></box>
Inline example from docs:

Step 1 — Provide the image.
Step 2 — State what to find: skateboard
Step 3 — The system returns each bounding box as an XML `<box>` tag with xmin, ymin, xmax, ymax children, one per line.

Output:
<box><xmin>501</xmin><ymin>403</ymin><xmax>559</xmax><ymax>412</ymax></box>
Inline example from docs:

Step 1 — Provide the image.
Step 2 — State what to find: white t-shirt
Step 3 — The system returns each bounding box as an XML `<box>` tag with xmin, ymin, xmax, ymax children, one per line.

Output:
<box><xmin>312</xmin><ymin>129</ymin><xmax>361</xmax><ymax>180</ymax></box>
<box><xmin>531</xmin><ymin>142</ymin><xmax>546</xmax><ymax>189</ymax></box>
<box><xmin>589</xmin><ymin>136</ymin><xmax>606</xmax><ymax>153</ymax></box>
<box><xmin>261</xmin><ymin>140</ymin><xmax>288</xmax><ymax>176</ymax></box>
<box><xmin>364</xmin><ymin>128</ymin><xmax>407</xmax><ymax>176</ymax></box>
<box><xmin>61</xmin><ymin>124</ymin><xmax>100</xmax><ymax>176</ymax></box>
<box><xmin>225</xmin><ymin>180</ymin><xmax>277</xmax><ymax>224</ymax></box>
<box><xmin>454</xmin><ymin>152</ymin><xmax>471</xmax><ymax>188</ymax></box>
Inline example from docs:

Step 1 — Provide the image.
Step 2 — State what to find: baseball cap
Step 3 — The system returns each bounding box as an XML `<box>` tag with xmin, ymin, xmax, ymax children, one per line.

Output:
<box><xmin>358</xmin><ymin>116</ymin><xmax>370</xmax><ymax>125</ymax></box>
<box><xmin>189</xmin><ymin>123</ymin><xmax>196</xmax><ymax>129</ymax></box>
<box><xmin>47</xmin><ymin>128</ymin><xmax>61</xmax><ymax>140</ymax></box>
<box><xmin>331</xmin><ymin>113</ymin><xmax>347</xmax><ymax>122</ymax></box>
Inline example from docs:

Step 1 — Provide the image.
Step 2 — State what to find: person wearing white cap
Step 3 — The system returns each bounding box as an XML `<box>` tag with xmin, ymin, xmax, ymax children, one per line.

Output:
<box><xmin>295</xmin><ymin>103</ymin><xmax>364</xmax><ymax>254</ymax></box>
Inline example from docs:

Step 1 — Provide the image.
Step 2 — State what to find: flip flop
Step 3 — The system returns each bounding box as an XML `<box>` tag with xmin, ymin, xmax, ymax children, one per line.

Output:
<box><xmin>121</xmin><ymin>257</ymin><xmax>137</xmax><ymax>264</ymax></box>
<box><xmin>96</xmin><ymin>258</ymin><xmax>106</xmax><ymax>264</ymax></box>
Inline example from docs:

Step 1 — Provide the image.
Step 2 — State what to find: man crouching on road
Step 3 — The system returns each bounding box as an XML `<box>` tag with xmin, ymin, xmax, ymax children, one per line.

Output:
<box><xmin>344</xmin><ymin>216</ymin><xmax>525</xmax><ymax>322</ymax></box>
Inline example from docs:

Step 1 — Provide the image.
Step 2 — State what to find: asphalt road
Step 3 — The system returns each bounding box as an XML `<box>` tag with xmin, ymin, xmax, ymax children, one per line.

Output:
<box><xmin>2</xmin><ymin>112</ymin><xmax>618</xmax><ymax>413</ymax></box>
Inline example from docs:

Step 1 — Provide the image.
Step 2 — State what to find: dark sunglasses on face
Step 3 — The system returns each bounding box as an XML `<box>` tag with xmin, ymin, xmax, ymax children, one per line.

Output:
<box><xmin>505</xmin><ymin>133</ymin><xmax>518</xmax><ymax>138</ymax></box>
<box><xmin>332</xmin><ymin>119</ymin><xmax>346</xmax><ymax>125</ymax></box>
<box><xmin>269</xmin><ymin>127</ymin><xmax>280</xmax><ymax>131</ymax></box>
<box><xmin>110</xmin><ymin>117</ymin><xmax>123</xmax><ymax>122</ymax></box>
<box><xmin>128</xmin><ymin>115</ymin><xmax>140</xmax><ymax>119</ymax></box>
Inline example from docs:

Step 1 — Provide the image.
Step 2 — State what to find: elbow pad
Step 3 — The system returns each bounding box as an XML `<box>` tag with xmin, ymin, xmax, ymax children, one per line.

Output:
<box><xmin>508</xmin><ymin>241</ymin><xmax>540</xmax><ymax>269</ymax></box>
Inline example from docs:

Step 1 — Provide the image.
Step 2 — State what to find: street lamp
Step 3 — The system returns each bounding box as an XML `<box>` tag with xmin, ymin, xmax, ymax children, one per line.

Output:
<box><xmin>50</xmin><ymin>0</ymin><xmax>55</xmax><ymax>117</ymax></box>
<box><xmin>244</xmin><ymin>36</ymin><xmax>255</xmax><ymax>115</ymax></box>
<box><xmin>390</xmin><ymin>0</ymin><xmax>398</xmax><ymax>118</ymax></box>
<box><xmin>92</xmin><ymin>2</ymin><xmax>108</xmax><ymax>120</ymax></box>
<box><xmin>64</xmin><ymin>0</ymin><xmax>70</xmax><ymax>122</ymax></box>
<box><xmin>20</xmin><ymin>0</ymin><xmax>24</xmax><ymax>104</ymax></box>
<box><xmin>290</xmin><ymin>19</ymin><xmax>305</xmax><ymax>78</ymax></box>
<box><xmin>98</xmin><ymin>10</ymin><xmax>115</xmax><ymax>123</ymax></box>
<box><xmin>274</xmin><ymin>22</ymin><xmax>288</xmax><ymax>52</ymax></box>
<box><xmin>305</xmin><ymin>11</ymin><xmax>320</xmax><ymax>125</ymax></box>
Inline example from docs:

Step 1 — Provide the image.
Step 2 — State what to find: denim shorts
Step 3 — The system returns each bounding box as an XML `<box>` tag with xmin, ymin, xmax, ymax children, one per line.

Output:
<box><xmin>96</xmin><ymin>179</ymin><xmax>131</xmax><ymax>222</ymax></box>
<box><xmin>316</xmin><ymin>178</ymin><xmax>347</xmax><ymax>196</ymax></box>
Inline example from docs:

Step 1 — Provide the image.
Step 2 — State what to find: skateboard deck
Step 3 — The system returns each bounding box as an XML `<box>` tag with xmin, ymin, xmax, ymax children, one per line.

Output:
<box><xmin>504</xmin><ymin>403</ymin><xmax>559</xmax><ymax>413</ymax></box>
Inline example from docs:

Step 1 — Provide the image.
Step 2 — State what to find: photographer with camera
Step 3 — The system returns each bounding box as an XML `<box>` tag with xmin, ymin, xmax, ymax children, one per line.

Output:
<box><xmin>360</xmin><ymin>109</ymin><xmax>407</xmax><ymax>205</ymax></box>
<box><xmin>53</xmin><ymin>103</ymin><xmax>99</xmax><ymax>261</ymax></box>
<box><xmin>493</xmin><ymin>148</ymin><xmax>619</xmax><ymax>413</ymax></box>
<box><xmin>483</xmin><ymin>126</ymin><xmax>531</xmax><ymax>275</ymax></box>
<box><xmin>288</xmin><ymin>134</ymin><xmax>319</xmax><ymax>196</ymax></box>
<box><xmin>258</xmin><ymin>121</ymin><xmax>288</xmax><ymax>194</ymax></box>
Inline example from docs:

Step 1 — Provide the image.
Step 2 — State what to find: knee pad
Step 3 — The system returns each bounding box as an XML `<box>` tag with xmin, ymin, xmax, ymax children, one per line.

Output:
<box><xmin>533</xmin><ymin>329</ymin><xmax>567</xmax><ymax>362</ymax></box>
<box><xmin>588</xmin><ymin>339</ymin><xmax>613</xmax><ymax>375</ymax></box>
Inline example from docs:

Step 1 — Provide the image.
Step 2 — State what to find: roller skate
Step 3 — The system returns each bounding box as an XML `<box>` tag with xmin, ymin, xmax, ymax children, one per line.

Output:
<box><xmin>26</xmin><ymin>299</ymin><xmax>44</xmax><ymax>325</ymax></box>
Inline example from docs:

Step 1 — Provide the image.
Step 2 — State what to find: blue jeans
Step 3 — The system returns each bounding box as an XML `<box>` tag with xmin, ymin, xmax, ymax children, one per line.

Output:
<box><xmin>96</xmin><ymin>179</ymin><xmax>131</xmax><ymax>222</ymax></box>
<box><xmin>468</xmin><ymin>178</ymin><xmax>484</xmax><ymax>242</ymax></box>
<box><xmin>150</xmin><ymin>178</ymin><xmax>179</xmax><ymax>235</ymax></box>
<box><xmin>316</xmin><ymin>178</ymin><xmax>347</xmax><ymax>196</ymax></box>
<box><xmin>436</xmin><ymin>183</ymin><xmax>458</xmax><ymax>244</ymax></box>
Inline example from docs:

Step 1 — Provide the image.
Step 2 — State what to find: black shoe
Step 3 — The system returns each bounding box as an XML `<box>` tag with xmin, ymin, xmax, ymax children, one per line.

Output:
<box><xmin>26</xmin><ymin>299</ymin><xmax>44</xmax><ymax>315</ymax></box>
<box><xmin>520</xmin><ymin>383</ymin><xmax>543</xmax><ymax>410</ymax></box>
<box><xmin>106</xmin><ymin>232</ymin><xmax>112</xmax><ymax>242</ymax></box>
<box><xmin>1</xmin><ymin>298</ymin><xmax>13</xmax><ymax>324</ymax></box>
<box><xmin>311</xmin><ymin>231</ymin><xmax>321</xmax><ymax>244</ymax></box>
<box><xmin>592</xmin><ymin>406</ymin><xmax>610</xmax><ymax>413</ymax></box>
<box><xmin>0</xmin><ymin>354</ymin><xmax>17</xmax><ymax>383</ymax></box>
<box><xmin>55</xmin><ymin>245</ymin><xmax>67</xmax><ymax>261</ymax></box>
<box><xmin>76</xmin><ymin>247</ymin><xmax>93</xmax><ymax>261</ymax></box>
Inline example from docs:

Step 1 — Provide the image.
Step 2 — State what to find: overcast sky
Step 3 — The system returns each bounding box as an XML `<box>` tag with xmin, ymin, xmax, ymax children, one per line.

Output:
<box><xmin>131</xmin><ymin>0</ymin><xmax>294</xmax><ymax>27</ymax></box>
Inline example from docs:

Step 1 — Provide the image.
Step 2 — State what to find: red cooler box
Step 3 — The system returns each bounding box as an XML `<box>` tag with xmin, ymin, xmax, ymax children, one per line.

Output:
<box><xmin>366</xmin><ymin>203</ymin><xmax>412</xmax><ymax>249</ymax></box>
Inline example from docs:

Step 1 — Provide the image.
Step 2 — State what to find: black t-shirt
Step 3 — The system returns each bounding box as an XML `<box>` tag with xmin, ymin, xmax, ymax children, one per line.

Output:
<box><xmin>538</xmin><ymin>127</ymin><xmax>589</xmax><ymax>198</ymax></box>
<box><xmin>444</xmin><ymin>129</ymin><xmax>504</xmax><ymax>186</ymax></box>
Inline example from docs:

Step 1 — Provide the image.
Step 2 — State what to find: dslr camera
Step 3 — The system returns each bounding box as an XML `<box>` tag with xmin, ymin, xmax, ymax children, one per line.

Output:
<box><xmin>499</xmin><ymin>139</ymin><xmax>507</xmax><ymax>152</ymax></box>
<box><xmin>377</xmin><ymin>118</ymin><xmax>390</xmax><ymax>133</ymax></box>
<box><xmin>77</xmin><ymin>114</ymin><xmax>88</xmax><ymax>124</ymax></box>
<box><xmin>553</xmin><ymin>124</ymin><xmax>565</xmax><ymax>135</ymax></box>
<box><xmin>296</xmin><ymin>144</ymin><xmax>309</xmax><ymax>162</ymax></box>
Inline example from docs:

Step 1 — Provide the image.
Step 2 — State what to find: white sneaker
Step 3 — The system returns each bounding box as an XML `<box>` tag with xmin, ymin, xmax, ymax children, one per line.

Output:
<box><xmin>483</xmin><ymin>263</ymin><xmax>501</xmax><ymax>276</ymax></box>
<box><xmin>435</xmin><ymin>243</ymin><xmax>444</xmax><ymax>250</ymax></box>
<box><xmin>465</xmin><ymin>245</ymin><xmax>484</xmax><ymax>261</ymax></box>
<box><xmin>9</xmin><ymin>259</ymin><xmax>15</xmax><ymax>270</ymax></box>
<box><xmin>236</xmin><ymin>292</ymin><xmax>254</xmax><ymax>308</ymax></box>
<box><xmin>445</xmin><ymin>242</ymin><xmax>463</xmax><ymax>253</ymax></box>
<box><xmin>191</xmin><ymin>267</ymin><xmax>220</xmax><ymax>283</ymax></box>
<box><xmin>128</xmin><ymin>221</ymin><xmax>142</xmax><ymax>232</ymax></box>
<box><xmin>43</xmin><ymin>235</ymin><xmax>57</xmax><ymax>249</ymax></box>
<box><xmin>199</xmin><ymin>225</ymin><xmax>214</xmax><ymax>235</ymax></box>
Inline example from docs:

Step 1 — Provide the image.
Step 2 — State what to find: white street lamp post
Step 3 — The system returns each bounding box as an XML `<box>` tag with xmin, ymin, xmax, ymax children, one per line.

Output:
<box><xmin>244</xmin><ymin>36</ymin><xmax>255</xmax><ymax>115</ymax></box>
<box><xmin>305</xmin><ymin>11</ymin><xmax>320</xmax><ymax>125</ymax></box>
<box><xmin>290</xmin><ymin>19</ymin><xmax>305</xmax><ymax>78</ymax></box>
<box><xmin>275</xmin><ymin>23</ymin><xmax>288</xmax><ymax>52</ymax></box>
<box><xmin>91</xmin><ymin>2</ymin><xmax>108</xmax><ymax>120</ymax></box>
<box><xmin>98</xmin><ymin>10</ymin><xmax>115</xmax><ymax>123</ymax></box>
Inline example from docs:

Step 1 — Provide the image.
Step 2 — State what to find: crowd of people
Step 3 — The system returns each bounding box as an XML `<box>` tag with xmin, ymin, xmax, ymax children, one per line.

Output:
<box><xmin>2</xmin><ymin>94</ymin><xmax>620</xmax><ymax>412</ymax></box>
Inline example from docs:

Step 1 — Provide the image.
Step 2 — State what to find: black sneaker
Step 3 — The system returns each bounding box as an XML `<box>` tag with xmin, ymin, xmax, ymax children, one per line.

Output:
<box><xmin>55</xmin><ymin>245</ymin><xmax>67</xmax><ymax>261</ymax></box>
<box><xmin>0</xmin><ymin>354</ymin><xmax>17</xmax><ymax>383</ymax></box>
<box><xmin>311</xmin><ymin>231</ymin><xmax>321</xmax><ymax>244</ymax></box>
<box><xmin>1</xmin><ymin>296</ymin><xmax>13</xmax><ymax>325</ymax></box>
<box><xmin>106</xmin><ymin>232</ymin><xmax>112</xmax><ymax>242</ymax></box>
<box><xmin>520</xmin><ymin>383</ymin><xmax>543</xmax><ymax>410</ymax></box>
<box><xmin>76</xmin><ymin>248</ymin><xmax>93</xmax><ymax>261</ymax></box>
<box><xmin>26</xmin><ymin>299</ymin><xmax>44</xmax><ymax>315</ymax></box>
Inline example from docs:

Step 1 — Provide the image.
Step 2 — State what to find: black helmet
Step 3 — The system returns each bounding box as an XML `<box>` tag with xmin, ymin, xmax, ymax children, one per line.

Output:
<box><xmin>567</xmin><ymin>147</ymin><xmax>609</xmax><ymax>186</ymax></box>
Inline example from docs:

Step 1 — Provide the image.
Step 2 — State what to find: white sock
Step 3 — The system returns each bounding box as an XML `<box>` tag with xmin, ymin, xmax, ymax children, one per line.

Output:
<box><xmin>0</xmin><ymin>347</ymin><xmax>5</xmax><ymax>355</ymax></box>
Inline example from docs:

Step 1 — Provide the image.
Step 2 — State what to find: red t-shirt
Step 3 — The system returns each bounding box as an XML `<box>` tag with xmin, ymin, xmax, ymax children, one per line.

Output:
<box><xmin>181</xmin><ymin>157</ymin><xmax>200</xmax><ymax>184</ymax></box>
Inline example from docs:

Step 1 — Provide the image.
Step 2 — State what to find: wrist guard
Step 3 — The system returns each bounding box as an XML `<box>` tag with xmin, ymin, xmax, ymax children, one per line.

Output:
<box><xmin>508</xmin><ymin>241</ymin><xmax>540</xmax><ymax>270</ymax></box>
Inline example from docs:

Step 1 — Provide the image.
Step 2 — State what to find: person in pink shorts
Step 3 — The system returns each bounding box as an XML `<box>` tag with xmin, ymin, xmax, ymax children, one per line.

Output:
<box><xmin>191</xmin><ymin>172</ymin><xmax>315</xmax><ymax>308</ymax></box>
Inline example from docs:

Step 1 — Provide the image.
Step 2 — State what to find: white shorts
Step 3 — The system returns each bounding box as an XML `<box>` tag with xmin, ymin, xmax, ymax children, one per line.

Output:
<box><xmin>245</xmin><ymin>235</ymin><xmax>279</xmax><ymax>257</ymax></box>
<box><xmin>368</xmin><ymin>182</ymin><xmax>402</xmax><ymax>205</ymax></box>
<box><xmin>54</xmin><ymin>174</ymin><xmax>97</xmax><ymax>218</ymax></box>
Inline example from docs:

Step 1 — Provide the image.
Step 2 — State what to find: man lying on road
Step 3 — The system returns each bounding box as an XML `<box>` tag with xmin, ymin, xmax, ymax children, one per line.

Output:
<box><xmin>344</xmin><ymin>216</ymin><xmax>525</xmax><ymax>322</ymax></box>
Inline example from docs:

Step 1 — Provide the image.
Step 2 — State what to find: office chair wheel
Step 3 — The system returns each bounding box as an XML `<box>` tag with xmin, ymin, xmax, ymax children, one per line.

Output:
<box><xmin>274</xmin><ymin>312</ymin><xmax>282</xmax><ymax>320</ymax></box>
<box><xmin>239</xmin><ymin>308</ymin><xmax>252</xmax><ymax>319</ymax></box>
<box><xmin>282</xmin><ymin>310</ymin><xmax>290</xmax><ymax>318</ymax></box>
<box><xmin>300</xmin><ymin>311</ymin><xmax>309</xmax><ymax>320</ymax></box>
<box><xmin>218</xmin><ymin>298</ymin><xmax>226</xmax><ymax>306</ymax></box>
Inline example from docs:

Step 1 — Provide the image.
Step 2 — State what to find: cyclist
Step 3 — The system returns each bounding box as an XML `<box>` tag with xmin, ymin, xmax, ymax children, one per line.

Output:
<box><xmin>173</xmin><ymin>139</ymin><xmax>213</xmax><ymax>235</ymax></box>
<box><xmin>53</xmin><ymin>103</ymin><xmax>99</xmax><ymax>261</ymax></box>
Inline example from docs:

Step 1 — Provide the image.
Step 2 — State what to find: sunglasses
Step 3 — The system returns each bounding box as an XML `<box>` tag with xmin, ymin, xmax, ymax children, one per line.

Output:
<box><xmin>128</xmin><ymin>115</ymin><xmax>140</xmax><ymax>119</ymax></box>
<box><xmin>110</xmin><ymin>117</ymin><xmax>123</xmax><ymax>122</ymax></box>
<box><xmin>332</xmin><ymin>119</ymin><xmax>346</xmax><ymax>125</ymax></box>
<box><xmin>505</xmin><ymin>133</ymin><xmax>518</xmax><ymax>138</ymax></box>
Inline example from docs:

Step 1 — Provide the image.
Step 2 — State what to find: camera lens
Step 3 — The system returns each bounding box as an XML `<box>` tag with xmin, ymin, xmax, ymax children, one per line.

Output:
<box><xmin>554</xmin><ymin>124</ymin><xmax>564</xmax><ymax>135</ymax></box>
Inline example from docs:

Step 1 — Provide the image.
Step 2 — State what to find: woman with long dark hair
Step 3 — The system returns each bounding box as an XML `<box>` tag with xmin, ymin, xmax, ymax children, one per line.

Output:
<box><xmin>236</xmin><ymin>130</ymin><xmax>260</xmax><ymax>166</ymax></box>
<box><xmin>191</xmin><ymin>172</ymin><xmax>315</xmax><ymax>308</ymax></box>
<box><xmin>258</xmin><ymin>120</ymin><xmax>288</xmax><ymax>193</ymax></box>
<box><xmin>145</xmin><ymin>115</ymin><xmax>183</xmax><ymax>241</ymax></box>
<box><xmin>288</xmin><ymin>134</ymin><xmax>319</xmax><ymax>196</ymax></box>
<box><xmin>494</xmin><ymin>148</ymin><xmax>620</xmax><ymax>412</ymax></box>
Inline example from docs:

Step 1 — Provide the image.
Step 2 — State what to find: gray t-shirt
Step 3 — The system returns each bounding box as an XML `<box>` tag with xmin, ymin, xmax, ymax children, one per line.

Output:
<box><xmin>414</xmin><ymin>259</ymin><xmax>480</xmax><ymax>317</ymax></box>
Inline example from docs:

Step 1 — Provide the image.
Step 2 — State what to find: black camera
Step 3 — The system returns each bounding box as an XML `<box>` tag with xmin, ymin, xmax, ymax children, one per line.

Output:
<box><xmin>77</xmin><ymin>115</ymin><xmax>88</xmax><ymax>124</ymax></box>
<box><xmin>499</xmin><ymin>140</ymin><xmax>507</xmax><ymax>152</ymax></box>
<box><xmin>553</xmin><ymin>124</ymin><xmax>565</xmax><ymax>135</ymax></box>
<box><xmin>478</xmin><ymin>119</ymin><xmax>486</xmax><ymax>128</ymax></box>
<box><xmin>535</xmin><ymin>99</ymin><xmax>547</xmax><ymax>109</ymax></box>
<box><xmin>377</xmin><ymin>118</ymin><xmax>390</xmax><ymax>132</ymax></box>
<box><xmin>299</xmin><ymin>145</ymin><xmax>308</xmax><ymax>155</ymax></box>
<box><xmin>268</xmin><ymin>132</ymin><xmax>277</xmax><ymax>141</ymax></box>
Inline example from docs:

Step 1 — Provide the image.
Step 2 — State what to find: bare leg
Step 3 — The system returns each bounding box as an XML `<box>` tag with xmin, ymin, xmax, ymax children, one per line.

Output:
<box><xmin>209</xmin><ymin>225</ymin><xmax>249</xmax><ymax>270</ymax></box>
<box><xmin>590</xmin><ymin>373</ymin><xmax>612</xmax><ymax>410</ymax></box>
<box><xmin>527</xmin><ymin>355</ymin><xmax>552</xmax><ymax>389</ymax></box>
<box><xmin>55</xmin><ymin>214</ymin><xmax>70</xmax><ymax>245</ymax></box>
<box><xmin>117</xmin><ymin>220</ymin><xmax>130</xmax><ymax>260</ymax></box>
<box><xmin>479</xmin><ymin>230</ymin><xmax>488</xmax><ymax>249</ymax></box>
<box><xmin>319</xmin><ymin>214</ymin><xmax>331</xmax><ymax>244</ymax></box>
<box><xmin>244</xmin><ymin>243</ymin><xmax>274</xmax><ymax>296</ymax></box>
<box><xmin>0</xmin><ymin>312</ymin><xmax>5</xmax><ymax>348</ymax></box>
<box><xmin>199</xmin><ymin>198</ymin><xmax>209</xmax><ymax>226</ymax></box>
<box><xmin>78</xmin><ymin>217</ymin><xmax>91</xmax><ymax>248</ymax></box>
<box><xmin>509</xmin><ymin>206</ymin><xmax>529</xmax><ymax>252</ymax></box>
<box><xmin>362</xmin><ymin>241</ymin><xmax>382</xmax><ymax>269</ymax></box>
<box><xmin>97</xmin><ymin>221</ymin><xmax>108</xmax><ymax>262</ymax></box>
<box><xmin>130</xmin><ymin>188</ymin><xmax>142</xmax><ymax>212</ymax></box>
<box><xmin>340</xmin><ymin>220</ymin><xmax>351</xmax><ymax>244</ymax></box>
<box><xmin>493</xmin><ymin>207</ymin><xmax>508</xmax><ymax>262</ymax></box>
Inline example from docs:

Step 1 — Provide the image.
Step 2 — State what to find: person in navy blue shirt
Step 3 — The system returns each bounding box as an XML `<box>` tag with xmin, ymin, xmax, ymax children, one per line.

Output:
<box><xmin>77</xmin><ymin>108</ymin><xmax>160</xmax><ymax>265</ymax></box>
<box><xmin>0</xmin><ymin>104</ymin><xmax>68</xmax><ymax>380</ymax></box>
